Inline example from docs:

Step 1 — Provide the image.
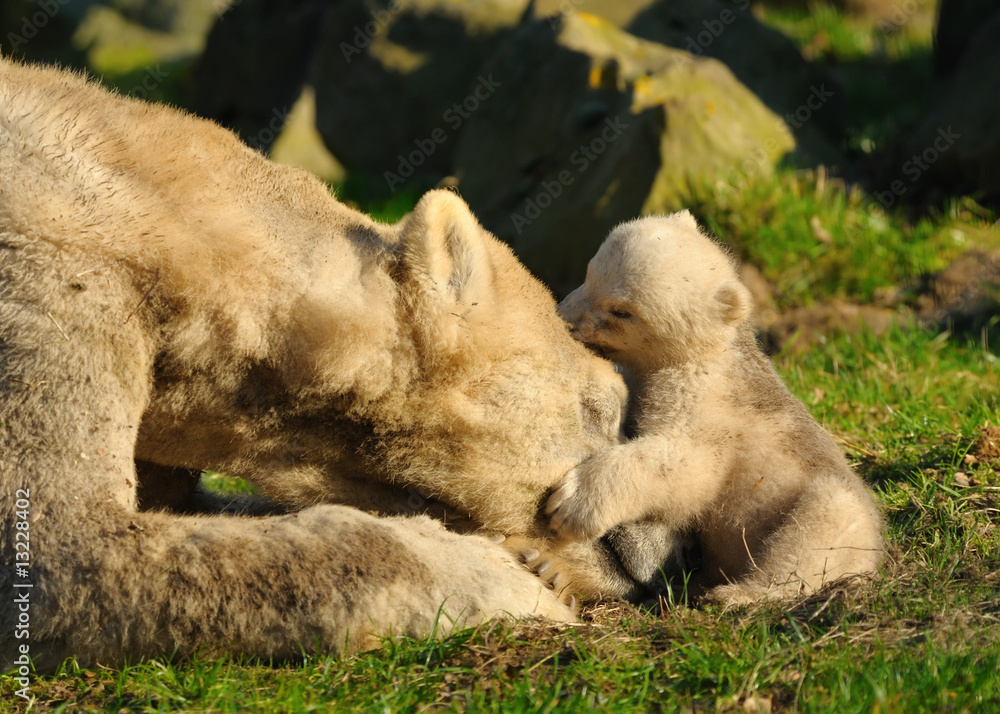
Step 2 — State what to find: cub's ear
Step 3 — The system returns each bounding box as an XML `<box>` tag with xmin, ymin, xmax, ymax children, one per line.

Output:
<box><xmin>714</xmin><ymin>280</ymin><xmax>752</xmax><ymax>325</ymax></box>
<box><xmin>398</xmin><ymin>189</ymin><xmax>494</xmax><ymax>354</ymax></box>
<box><xmin>671</xmin><ymin>209</ymin><xmax>700</xmax><ymax>232</ymax></box>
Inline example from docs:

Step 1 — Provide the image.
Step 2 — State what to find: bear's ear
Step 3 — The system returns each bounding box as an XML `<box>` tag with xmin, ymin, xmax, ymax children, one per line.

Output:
<box><xmin>398</xmin><ymin>190</ymin><xmax>494</xmax><ymax>354</ymax></box>
<box><xmin>714</xmin><ymin>280</ymin><xmax>752</xmax><ymax>325</ymax></box>
<box><xmin>672</xmin><ymin>209</ymin><xmax>700</xmax><ymax>232</ymax></box>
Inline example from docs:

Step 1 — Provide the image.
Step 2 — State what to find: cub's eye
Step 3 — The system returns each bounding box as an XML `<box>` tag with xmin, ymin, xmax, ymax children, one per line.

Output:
<box><xmin>609</xmin><ymin>308</ymin><xmax>633</xmax><ymax>320</ymax></box>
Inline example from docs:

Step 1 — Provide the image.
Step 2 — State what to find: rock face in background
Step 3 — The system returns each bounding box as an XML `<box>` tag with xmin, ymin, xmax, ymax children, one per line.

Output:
<box><xmin>453</xmin><ymin>12</ymin><xmax>794</xmax><ymax>294</ymax></box>
<box><xmin>0</xmin><ymin>0</ymin><xmax>91</xmax><ymax>64</ymax></box>
<box><xmin>626</xmin><ymin>0</ymin><xmax>843</xmax><ymax>165</ymax></box>
<box><xmin>934</xmin><ymin>0</ymin><xmax>998</xmax><ymax>75</ymax></box>
<box><xmin>907</xmin><ymin>1</ymin><xmax>1000</xmax><ymax>206</ymax></box>
<box><xmin>721</xmin><ymin>0</ymin><xmax>904</xmax><ymax>20</ymax></box>
<box><xmin>309</xmin><ymin>0</ymin><xmax>531</xmax><ymax>183</ymax></box>
<box><xmin>183</xmin><ymin>0</ymin><xmax>997</xmax><ymax>285</ymax></box>
<box><xmin>1</xmin><ymin>0</ymin><xmax>215</xmax><ymax>69</ymax></box>
<box><xmin>269</xmin><ymin>87</ymin><xmax>346</xmax><ymax>183</ymax></box>
<box><xmin>191</xmin><ymin>0</ymin><xmax>328</xmax><ymax>152</ymax></box>
<box><xmin>75</xmin><ymin>0</ymin><xmax>217</xmax><ymax>60</ymax></box>
<box><xmin>532</xmin><ymin>0</ymin><xmax>844</xmax><ymax>165</ymax></box>
<box><xmin>533</xmin><ymin>0</ymin><xmax>657</xmax><ymax>27</ymax></box>
<box><xmin>191</xmin><ymin>0</ymin><xmax>531</xmax><ymax>169</ymax></box>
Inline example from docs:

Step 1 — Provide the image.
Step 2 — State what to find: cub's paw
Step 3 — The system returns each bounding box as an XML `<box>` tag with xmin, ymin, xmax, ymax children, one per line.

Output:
<box><xmin>545</xmin><ymin>466</ymin><xmax>614</xmax><ymax>542</ymax></box>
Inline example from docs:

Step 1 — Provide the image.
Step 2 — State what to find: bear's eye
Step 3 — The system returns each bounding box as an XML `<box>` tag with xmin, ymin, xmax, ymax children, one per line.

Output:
<box><xmin>609</xmin><ymin>308</ymin><xmax>633</xmax><ymax>320</ymax></box>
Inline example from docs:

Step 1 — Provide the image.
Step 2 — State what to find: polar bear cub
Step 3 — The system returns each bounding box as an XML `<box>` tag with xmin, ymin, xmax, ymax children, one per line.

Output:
<box><xmin>548</xmin><ymin>212</ymin><xmax>884</xmax><ymax>604</ymax></box>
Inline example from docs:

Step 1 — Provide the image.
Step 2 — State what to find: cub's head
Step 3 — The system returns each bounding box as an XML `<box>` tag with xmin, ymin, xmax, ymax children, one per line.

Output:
<box><xmin>558</xmin><ymin>211</ymin><xmax>751</xmax><ymax>372</ymax></box>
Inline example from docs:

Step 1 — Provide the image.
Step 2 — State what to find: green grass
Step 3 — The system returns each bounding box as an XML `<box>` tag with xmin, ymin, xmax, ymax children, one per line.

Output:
<box><xmin>333</xmin><ymin>174</ymin><xmax>426</xmax><ymax>224</ymax></box>
<box><xmin>3</xmin><ymin>326</ymin><xmax>996</xmax><ymax>713</ymax></box>
<box><xmin>199</xmin><ymin>471</ymin><xmax>257</xmax><ymax>496</ymax></box>
<box><xmin>690</xmin><ymin>169</ymin><xmax>999</xmax><ymax>309</ymax></box>
<box><xmin>753</xmin><ymin>0</ymin><xmax>938</xmax><ymax>156</ymax></box>
<box><xmin>754</xmin><ymin>0</ymin><xmax>937</xmax><ymax>63</ymax></box>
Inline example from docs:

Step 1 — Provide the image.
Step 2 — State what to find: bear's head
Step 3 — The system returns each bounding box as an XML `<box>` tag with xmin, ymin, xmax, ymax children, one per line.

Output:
<box><xmin>558</xmin><ymin>211</ymin><xmax>752</xmax><ymax>373</ymax></box>
<box><xmin>380</xmin><ymin>190</ymin><xmax>629</xmax><ymax>533</ymax></box>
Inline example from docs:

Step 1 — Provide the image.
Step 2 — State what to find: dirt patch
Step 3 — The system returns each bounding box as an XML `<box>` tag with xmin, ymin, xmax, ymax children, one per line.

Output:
<box><xmin>973</xmin><ymin>426</ymin><xmax>1000</xmax><ymax>463</ymax></box>
<box><xmin>917</xmin><ymin>247</ymin><xmax>1000</xmax><ymax>327</ymax></box>
<box><xmin>758</xmin><ymin>300</ymin><xmax>906</xmax><ymax>353</ymax></box>
<box><xmin>745</xmin><ymin>246</ymin><xmax>1000</xmax><ymax>353</ymax></box>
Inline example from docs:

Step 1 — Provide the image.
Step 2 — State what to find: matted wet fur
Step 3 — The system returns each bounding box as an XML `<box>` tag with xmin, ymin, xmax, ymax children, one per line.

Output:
<box><xmin>0</xmin><ymin>59</ymin><xmax>678</xmax><ymax>670</ymax></box>
<box><xmin>547</xmin><ymin>213</ymin><xmax>885</xmax><ymax>605</ymax></box>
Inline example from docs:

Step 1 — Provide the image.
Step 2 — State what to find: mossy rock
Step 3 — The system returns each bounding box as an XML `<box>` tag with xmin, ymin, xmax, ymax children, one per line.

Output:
<box><xmin>533</xmin><ymin>0</ymin><xmax>657</xmax><ymax>27</ymax></box>
<box><xmin>530</xmin><ymin>1</ymin><xmax>843</xmax><ymax>165</ymax></box>
<box><xmin>452</xmin><ymin>12</ymin><xmax>794</xmax><ymax>295</ymax></box>
<box><xmin>625</xmin><ymin>0</ymin><xmax>844</xmax><ymax>165</ymax></box>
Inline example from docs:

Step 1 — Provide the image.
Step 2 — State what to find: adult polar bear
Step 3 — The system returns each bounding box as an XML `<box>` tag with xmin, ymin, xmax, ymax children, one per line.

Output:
<box><xmin>0</xmin><ymin>59</ymin><xmax>656</xmax><ymax>670</ymax></box>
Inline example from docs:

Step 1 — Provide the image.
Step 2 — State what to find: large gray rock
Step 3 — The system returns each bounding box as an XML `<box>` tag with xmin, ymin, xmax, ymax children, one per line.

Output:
<box><xmin>532</xmin><ymin>0</ymin><xmax>843</xmax><ymax>164</ymax></box>
<box><xmin>907</xmin><ymin>11</ymin><xmax>1000</xmax><ymax>205</ymax></box>
<box><xmin>533</xmin><ymin>0</ymin><xmax>657</xmax><ymax>27</ymax></box>
<box><xmin>191</xmin><ymin>0</ymin><xmax>328</xmax><ymax>152</ymax></box>
<box><xmin>0</xmin><ymin>0</ymin><xmax>93</xmax><ymax>64</ymax></box>
<box><xmin>75</xmin><ymin>0</ymin><xmax>218</xmax><ymax>66</ymax></box>
<box><xmin>453</xmin><ymin>12</ymin><xmax>794</xmax><ymax>295</ymax></box>
<box><xmin>309</xmin><ymin>0</ymin><xmax>532</xmax><ymax>186</ymax></box>
<box><xmin>269</xmin><ymin>86</ymin><xmax>346</xmax><ymax>183</ymax></box>
<box><xmin>625</xmin><ymin>0</ymin><xmax>843</xmax><ymax>164</ymax></box>
<box><xmin>934</xmin><ymin>0</ymin><xmax>999</xmax><ymax>75</ymax></box>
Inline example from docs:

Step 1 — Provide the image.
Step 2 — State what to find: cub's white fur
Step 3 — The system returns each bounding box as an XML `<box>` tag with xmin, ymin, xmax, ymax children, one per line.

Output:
<box><xmin>549</xmin><ymin>213</ymin><xmax>884</xmax><ymax>604</ymax></box>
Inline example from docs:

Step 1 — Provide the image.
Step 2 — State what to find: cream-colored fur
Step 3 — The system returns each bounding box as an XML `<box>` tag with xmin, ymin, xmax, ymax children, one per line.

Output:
<box><xmin>0</xmin><ymin>59</ymin><xmax>665</xmax><ymax>669</ymax></box>
<box><xmin>548</xmin><ymin>213</ymin><xmax>884</xmax><ymax>604</ymax></box>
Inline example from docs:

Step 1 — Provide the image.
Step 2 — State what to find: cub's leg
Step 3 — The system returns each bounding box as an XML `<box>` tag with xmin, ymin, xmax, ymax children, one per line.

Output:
<box><xmin>703</xmin><ymin>479</ymin><xmax>883</xmax><ymax>606</ymax></box>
